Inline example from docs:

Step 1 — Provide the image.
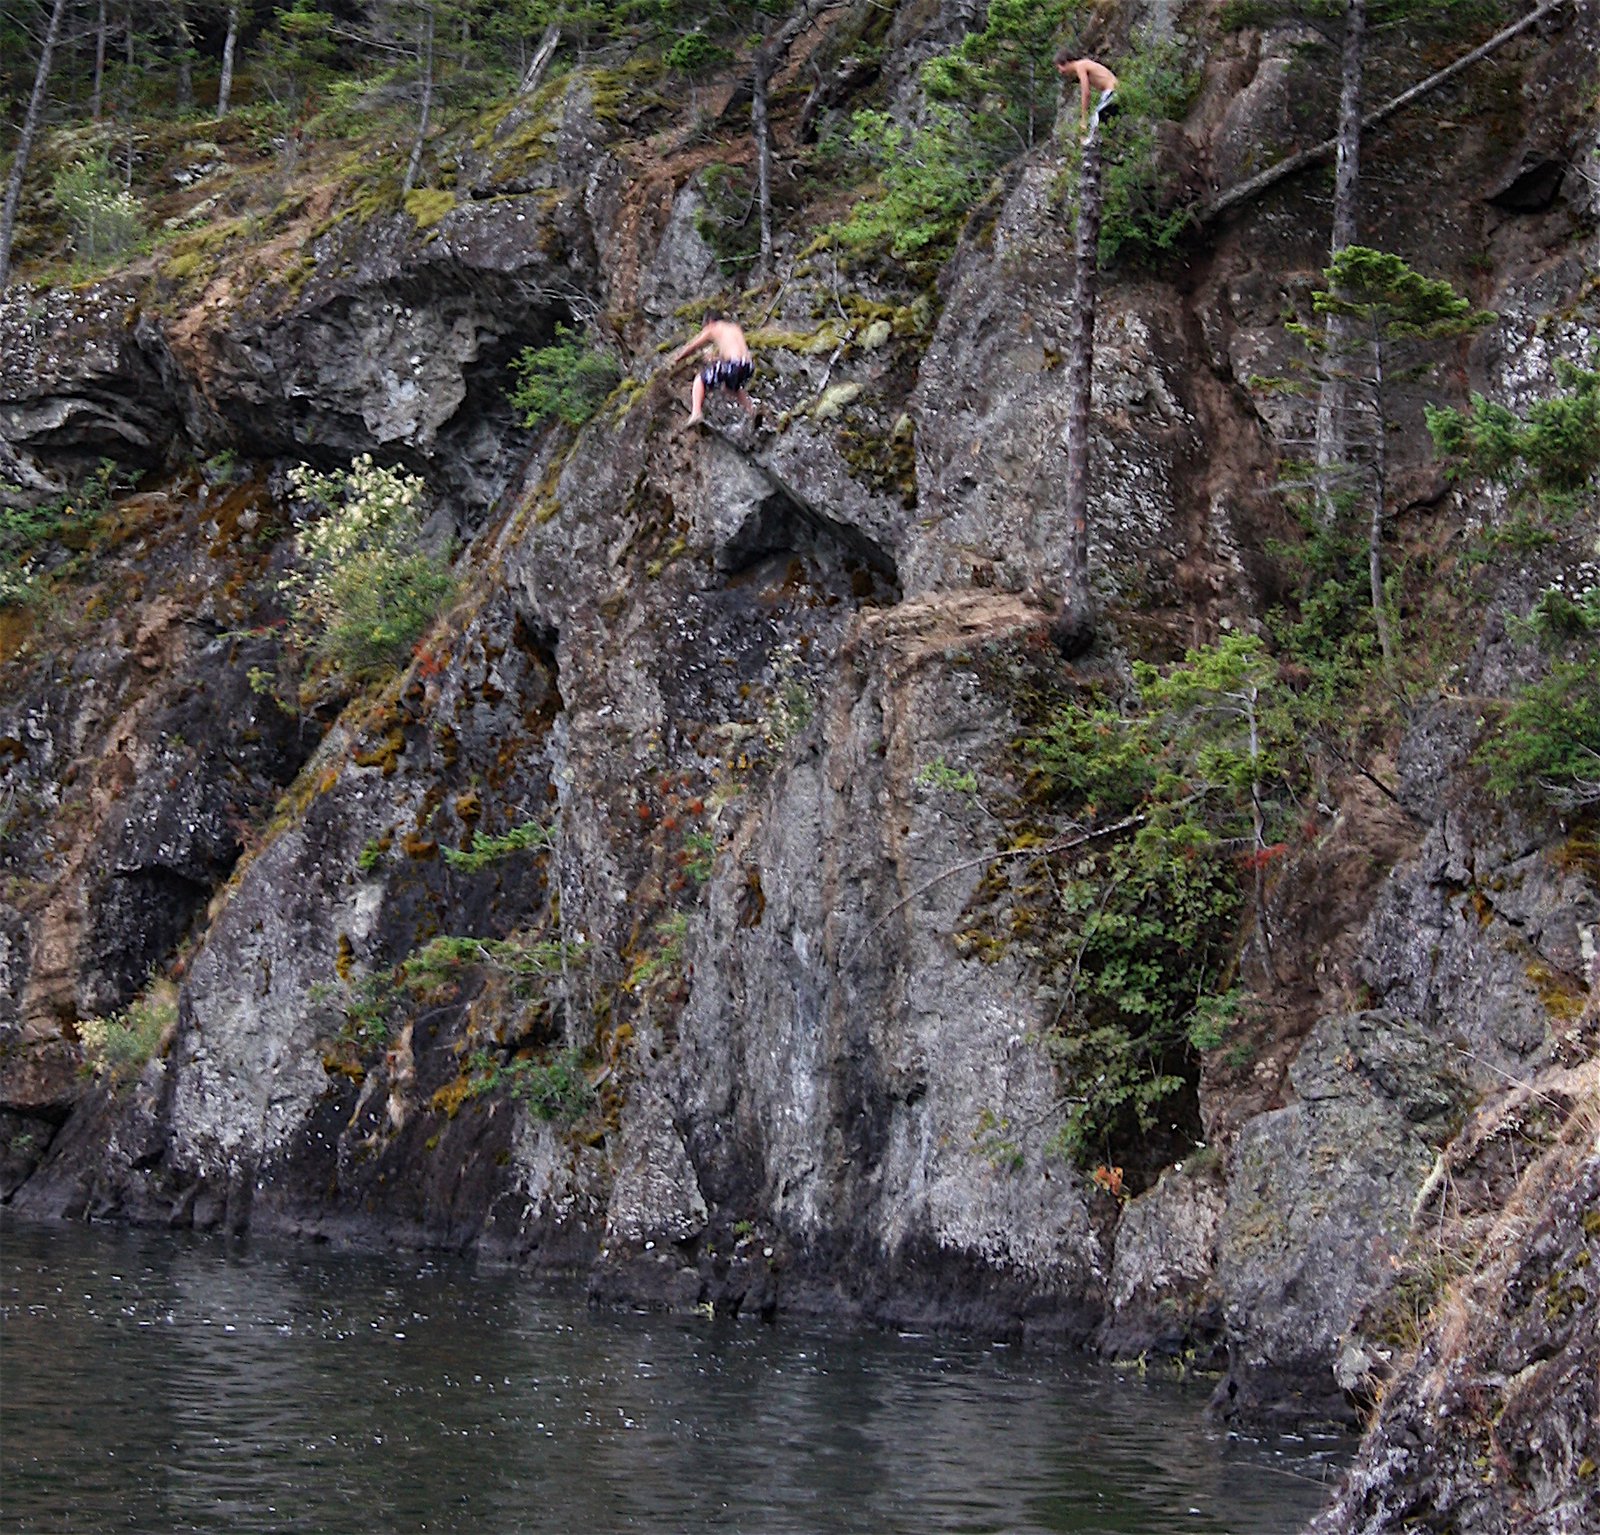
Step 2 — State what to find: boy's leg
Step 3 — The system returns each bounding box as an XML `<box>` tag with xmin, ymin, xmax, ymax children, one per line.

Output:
<box><xmin>735</xmin><ymin>388</ymin><xmax>755</xmax><ymax>416</ymax></box>
<box><xmin>685</xmin><ymin>373</ymin><xmax>707</xmax><ymax>426</ymax></box>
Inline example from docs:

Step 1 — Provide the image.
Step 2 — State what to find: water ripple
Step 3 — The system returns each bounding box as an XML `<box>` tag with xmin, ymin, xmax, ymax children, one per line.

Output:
<box><xmin>1</xmin><ymin>1216</ymin><xmax>1346</xmax><ymax>1535</ymax></box>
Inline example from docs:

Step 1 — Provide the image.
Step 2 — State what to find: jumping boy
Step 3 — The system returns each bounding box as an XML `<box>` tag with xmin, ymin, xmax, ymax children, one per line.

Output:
<box><xmin>668</xmin><ymin>314</ymin><xmax>755</xmax><ymax>427</ymax></box>
<box><xmin>1055</xmin><ymin>53</ymin><xmax>1118</xmax><ymax>142</ymax></box>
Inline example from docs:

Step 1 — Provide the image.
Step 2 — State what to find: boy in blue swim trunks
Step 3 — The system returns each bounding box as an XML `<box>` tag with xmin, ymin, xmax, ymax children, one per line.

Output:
<box><xmin>668</xmin><ymin>315</ymin><xmax>756</xmax><ymax>427</ymax></box>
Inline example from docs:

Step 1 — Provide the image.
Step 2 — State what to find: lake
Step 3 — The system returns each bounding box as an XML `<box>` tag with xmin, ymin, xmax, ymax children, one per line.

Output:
<box><xmin>1</xmin><ymin>1215</ymin><xmax>1346</xmax><ymax>1533</ymax></box>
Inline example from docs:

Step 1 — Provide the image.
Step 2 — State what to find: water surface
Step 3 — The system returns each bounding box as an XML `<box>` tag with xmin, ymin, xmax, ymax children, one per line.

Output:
<box><xmin>1</xmin><ymin>1216</ymin><xmax>1346</xmax><ymax>1533</ymax></box>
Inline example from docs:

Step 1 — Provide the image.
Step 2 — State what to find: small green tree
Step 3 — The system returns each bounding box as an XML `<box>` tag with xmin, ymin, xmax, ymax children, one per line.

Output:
<box><xmin>79</xmin><ymin>984</ymin><xmax>178</xmax><ymax>1084</ymax></box>
<box><xmin>832</xmin><ymin>0</ymin><xmax>1080</xmax><ymax>267</ymax></box>
<box><xmin>1271</xmin><ymin>246</ymin><xmax>1491</xmax><ymax>668</ymax></box>
<box><xmin>1428</xmin><ymin>358</ymin><xmax>1600</xmax><ymax>511</ymax></box>
<box><xmin>255</xmin><ymin>0</ymin><xmax>338</xmax><ymax>109</ymax></box>
<box><xmin>830</xmin><ymin>105</ymin><xmax>999</xmax><ymax>265</ymax></box>
<box><xmin>922</xmin><ymin>0</ymin><xmax>1078</xmax><ymax>154</ymax></box>
<box><xmin>1085</xmin><ymin>36</ymin><xmax>1200</xmax><ymax>265</ymax></box>
<box><xmin>509</xmin><ymin>324</ymin><xmax>620</xmax><ymax>428</ymax></box>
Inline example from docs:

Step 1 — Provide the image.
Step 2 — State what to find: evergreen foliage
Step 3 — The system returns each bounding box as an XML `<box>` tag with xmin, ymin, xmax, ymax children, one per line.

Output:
<box><xmin>921</xmin><ymin>0</ymin><xmax>1078</xmax><ymax>154</ymax></box>
<box><xmin>78</xmin><ymin>985</ymin><xmax>178</xmax><ymax>1084</ymax></box>
<box><xmin>1087</xmin><ymin>37</ymin><xmax>1201</xmax><ymax>264</ymax></box>
<box><xmin>830</xmin><ymin>104</ymin><xmax>998</xmax><ymax>265</ymax></box>
<box><xmin>692</xmin><ymin>161</ymin><xmax>760</xmax><ymax>275</ymax></box>
<box><xmin>1264</xmin><ymin>246</ymin><xmax>1491</xmax><ymax>668</ymax></box>
<box><xmin>401</xmin><ymin>932</ymin><xmax>582</xmax><ymax>996</ymax></box>
<box><xmin>832</xmin><ymin>0</ymin><xmax>1081</xmax><ymax>266</ymax></box>
<box><xmin>509</xmin><ymin>324</ymin><xmax>621</xmax><ymax>428</ymax></box>
<box><xmin>441</xmin><ymin>820</ymin><xmax>556</xmax><ymax>872</ymax></box>
<box><xmin>1429</xmin><ymin>361</ymin><xmax>1600</xmax><ymax>803</ymax></box>
<box><xmin>1308</xmin><ymin>244</ymin><xmax>1493</xmax><ymax>342</ymax></box>
<box><xmin>1024</xmin><ymin>635</ymin><xmax>1301</xmax><ymax>1169</ymax></box>
<box><xmin>0</xmin><ymin>460</ymin><xmax>126</xmax><ymax>608</ymax></box>
<box><xmin>1428</xmin><ymin>359</ymin><xmax>1600</xmax><ymax>506</ymax></box>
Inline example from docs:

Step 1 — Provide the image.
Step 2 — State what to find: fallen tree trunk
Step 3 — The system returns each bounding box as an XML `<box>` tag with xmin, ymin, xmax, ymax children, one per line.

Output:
<box><xmin>1197</xmin><ymin>0</ymin><xmax>1567</xmax><ymax>227</ymax></box>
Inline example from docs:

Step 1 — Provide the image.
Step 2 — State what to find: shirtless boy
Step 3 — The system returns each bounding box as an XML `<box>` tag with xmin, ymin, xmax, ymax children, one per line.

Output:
<box><xmin>668</xmin><ymin>315</ymin><xmax>755</xmax><ymax>427</ymax></box>
<box><xmin>1054</xmin><ymin>53</ymin><xmax>1118</xmax><ymax>140</ymax></box>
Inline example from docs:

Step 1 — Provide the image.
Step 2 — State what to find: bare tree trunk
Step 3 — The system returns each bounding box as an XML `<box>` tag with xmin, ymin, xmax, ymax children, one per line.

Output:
<box><xmin>1330</xmin><ymin>0</ymin><xmax>1364</xmax><ymax>251</ymax></box>
<box><xmin>123</xmin><ymin>2</ymin><xmax>136</xmax><ymax>191</ymax></box>
<box><xmin>1056</xmin><ymin>132</ymin><xmax>1106</xmax><ymax>658</ymax></box>
<box><xmin>92</xmin><ymin>0</ymin><xmax>108</xmax><ymax>120</ymax></box>
<box><xmin>217</xmin><ymin>0</ymin><xmax>239</xmax><ymax>116</ymax></box>
<box><xmin>1314</xmin><ymin>0</ymin><xmax>1365</xmax><ymax>521</ymax></box>
<box><xmin>751</xmin><ymin>0</ymin><xmax>842</xmax><ymax>280</ymax></box>
<box><xmin>1198</xmin><ymin>0</ymin><xmax>1568</xmax><ymax>226</ymax></box>
<box><xmin>0</xmin><ymin>0</ymin><xmax>73</xmax><ymax>288</ymax></box>
<box><xmin>1241</xmin><ymin>682</ymin><xmax>1274</xmax><ymax>978</ymax></box>
<box><xmin>173</xmin><ymin>0</ymin><xmax>193</xmax><ymax>113</ymax></box>
<box><xmin>753</xmin><ymin>45</ymin><xmax>774</xmax><ymax>275</ymax></box>
<box><xmin>1367</xmin><ymin>323</ymin><xmax>1394</xmax><ymax>669</ymax></box>
<box><xmin>402</xmin><ymin>3</ymin><xmax>436</xmax><ymax>197</ymax></box>
<box><xmin>518</xmin><ymin>22</ymin><xmax>559</xmax><ymax>95</ymax></box>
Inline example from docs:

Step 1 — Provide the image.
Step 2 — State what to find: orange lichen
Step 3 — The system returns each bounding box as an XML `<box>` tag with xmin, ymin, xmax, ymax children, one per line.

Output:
<box><xmin>353</xmin><ymin>728</ymin><xmax>405</xmax><ymax>776</ymax></box>
<box><xmin>430</xmin><ymin>1074</ymin><xmax>476</xmax><ymax>1118</ymax></box>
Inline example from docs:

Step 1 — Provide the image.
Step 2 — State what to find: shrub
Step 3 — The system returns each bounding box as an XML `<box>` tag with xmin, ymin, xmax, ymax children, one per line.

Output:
<box><xmin>921</xmin><ymin>0</ymin><xmax>1077</xmax><ymax>154</ymax></box>
<box><xmin>1427</xmin><ymin>359</ymin><xmax>1600</xmax><ymax>803</ymax></box>
<box><xmin>1091</xmin><ymin>37</ymin><xmax>1201</xmax><ymax>264</ymax></box>
<box><xmin>1428</xmin><ymin>358</ymin><xmax>1600</xmax><ymax>509</ymax></box>
<box><xmin>682</xmin><ymin>828</ymin><xmax>716</xmax><ymax>884</ymax></box>
<box><xmin>915</xmin><ymin>757</ymin><xmax>978</xmax><ymax>794</ymax></box>
<box><xmin>508</xmin><ymin>325</ymin><xmax>620</xmax><ymax>429</ymax></box>
<box><xmin>827</xmin><ymin>2</ymin><xmax>1079</xmax><ymax>263</ymax></box>
<box><xmin>454</xmin><ymin>1045</ymin><xmax>596</xmax><ymax>1123</ymax></box>
<box><xmin>79</xmin><ymin>985</ymin><xmax>177</xmax><ymax>1083</ymax></box>
<box><xmin>507</xmin><ymin>1048</ymin><xmax>594</xmax><ymax>1122</ymax></box>
<box><xmin>830</xmin><ymin>104</ymin><xmax>999</xmax><ymax>264</ymax></box>
<box><xmin>442</xmin><ymin>820</ymin><xmax>555</xmax><ymax>872</ymax></box>
<box><xmin>400</xmin><ymin>931</ymin><xmax>584</xmax><ymax>1002</ymax></box>
<box><xmin>0</xmin><ymin>459</ymin><xmax>125</xmax><ymax>608</ymax></box>
<box><xmin>693</xmin><ymin>162</ymin><xmax>759</xmax><ymax>275</ymax></box>
<box><xmin>665</xmin><ymin>31</ymin><xmax>732</xmax><ymax>77</ymax></box>
<box><xmin>51</xmin><ymin>154</ymin><xmax>143</xmax><ymax>263</ymax></box>
<box><xmin>280</xmin><ymin>455</ymin><xmax>454</xmax><ymax>688</ymax></box>
<box><xmin>1022</xmin><ymin>635</ymin><xmax>1301</xmax><ymax>1169</ymax></box>
<box><xmin>1478</xmin><ymin>658</ymin><xmax>1600</xmax><ymax>801</ymax></box>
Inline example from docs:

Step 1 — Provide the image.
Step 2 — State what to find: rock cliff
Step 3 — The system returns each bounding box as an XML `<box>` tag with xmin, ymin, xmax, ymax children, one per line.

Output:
<box><xmin>2</xmin><ymin>2</ymin><xmax>1598</xmax><ymax>1528</ymax></box>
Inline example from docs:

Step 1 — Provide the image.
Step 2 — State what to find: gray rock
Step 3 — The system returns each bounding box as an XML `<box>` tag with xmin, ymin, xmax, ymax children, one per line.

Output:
<box><xmin>1211</xmin><ymin>1010</ymin><xmax>1470</xmax><ymax>1425</ymax></box>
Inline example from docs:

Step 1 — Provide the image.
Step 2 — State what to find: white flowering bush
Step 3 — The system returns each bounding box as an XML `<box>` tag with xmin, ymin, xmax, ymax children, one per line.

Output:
<box><xmin>280</xmin><ymin>454</ymin><xmax>454</xmax><ymax>686</ymax></box>
<box><xmin>79</xmin><ymin>986</ymin><xmax>177</xmax><ymax>1084</ymax></box>
<box><xmin>0</xmin><ymin>561</ymin><xmax>40</xmax><ymax>609</ymax></box>
<box><xmin>51</xmin><ymin>154</ymin><xmax>143</xmax><ymax>263</ymax></box>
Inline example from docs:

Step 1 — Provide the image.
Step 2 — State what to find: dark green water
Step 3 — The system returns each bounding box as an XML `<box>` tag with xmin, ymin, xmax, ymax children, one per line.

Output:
<box><xmin>1</xmin><ymin>1215</ymin><xmax>1346</xmax><ymax>1534</ymax></box>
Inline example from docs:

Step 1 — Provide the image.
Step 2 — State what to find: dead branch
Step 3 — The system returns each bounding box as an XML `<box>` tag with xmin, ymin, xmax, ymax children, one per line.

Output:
<box><xmin>1197</xmin><ymin>0</ymin><xmax>1567</xmax><ymax>227</ymax></box>
<box><xmin>843</xmin><ymin>810</ymin><xmax>1147</xmax><ymax>966</ymax></box>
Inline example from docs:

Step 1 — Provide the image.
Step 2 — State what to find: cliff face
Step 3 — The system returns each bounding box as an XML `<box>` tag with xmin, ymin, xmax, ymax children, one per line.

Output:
<box><xmin>3</xmin><ymin>1</ymin><xmax>1599</xmax><ymax>1525</ymax></box>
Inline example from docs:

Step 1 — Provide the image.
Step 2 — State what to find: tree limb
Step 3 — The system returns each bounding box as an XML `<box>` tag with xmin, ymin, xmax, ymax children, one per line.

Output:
<box><xmin>843</xmin><ymin>810</ymin><xmax>1148</xmax><ymax>966</ymax></box>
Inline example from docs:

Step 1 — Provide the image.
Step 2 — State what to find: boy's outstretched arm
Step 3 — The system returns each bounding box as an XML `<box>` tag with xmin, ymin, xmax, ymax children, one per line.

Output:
<box><xmin>668</xmin><ymin>324</ymin><xmax>715</xmax><ymax>366</ymax></box>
